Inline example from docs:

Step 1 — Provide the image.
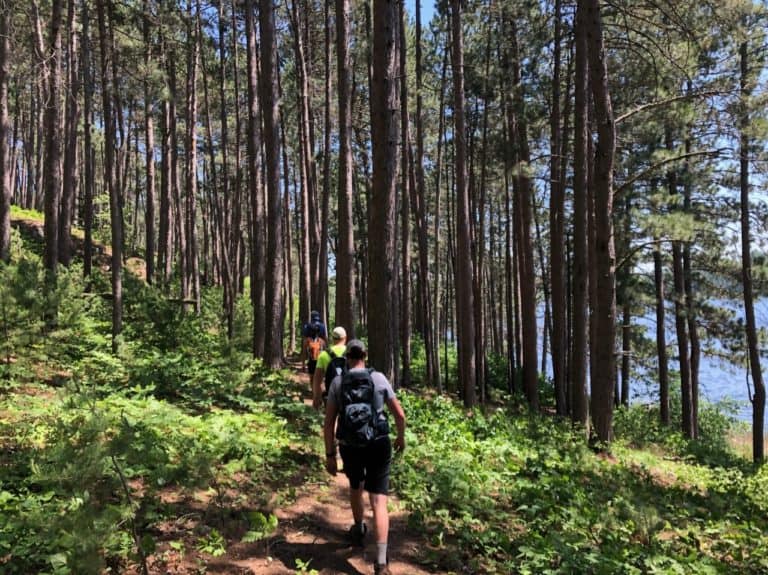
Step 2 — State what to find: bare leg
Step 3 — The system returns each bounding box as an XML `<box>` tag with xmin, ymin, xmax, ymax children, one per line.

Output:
<box><xmin>350</xmin><ymin>486</ymin><xmax>365</xmax><ymax>524</ymax></box>
<box><xmin>369</xmin><ymin>492</ymin><xmax>389</xmax><ymax>543</ymax></box>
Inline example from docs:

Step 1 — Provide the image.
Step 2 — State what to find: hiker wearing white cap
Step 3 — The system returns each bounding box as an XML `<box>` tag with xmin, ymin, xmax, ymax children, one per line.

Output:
<box><xmin>312</xmin><ymin>326</ymin><xmax>348</xmax><ymax>409</ymax></box>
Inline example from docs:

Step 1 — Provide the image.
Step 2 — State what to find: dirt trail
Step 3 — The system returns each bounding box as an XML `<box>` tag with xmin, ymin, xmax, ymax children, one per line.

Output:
<box><xmin>205</xmin><ymin>362</ymin><xmax>435</xmax><ymax>575</ymax></box>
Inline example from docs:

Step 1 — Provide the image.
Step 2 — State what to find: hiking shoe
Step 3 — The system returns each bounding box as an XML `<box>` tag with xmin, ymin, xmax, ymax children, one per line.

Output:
<box><xmin>348</xmin><ymin>522</ymin><xmax>367</xmax><ymax>547</ymax></box>
<box><xmin>374</xmin><ymin>563</ymin><xmax>392</xmax><ymax>575</ymax></box>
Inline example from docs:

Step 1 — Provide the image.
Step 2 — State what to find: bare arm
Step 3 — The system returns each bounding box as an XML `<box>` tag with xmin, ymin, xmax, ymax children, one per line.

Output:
<box><xmin>323</xmin><ymin>400</ymin><xmax>338</xmax><ymax>474</ymax></box>
<box><xmin>386</xmin><ymin>395</ymin><xmax>406</xmax><ymax>451</ymax></box>
<box><xmin>312</xmin><ymin>365</ymin><xmax>324</xmax><ymax>409</ymax></box>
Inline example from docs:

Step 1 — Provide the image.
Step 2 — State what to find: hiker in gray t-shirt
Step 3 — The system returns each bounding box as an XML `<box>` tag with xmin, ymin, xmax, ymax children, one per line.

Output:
<box><xmin>323</xmin><ymin>339</ymin><xmax>406</xmax><ymax>575</ymax></box>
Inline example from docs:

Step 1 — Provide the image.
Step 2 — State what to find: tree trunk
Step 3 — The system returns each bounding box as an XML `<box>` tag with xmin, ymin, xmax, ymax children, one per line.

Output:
<box><xmin>550</xmin><ymin>0</ymin><xmax>567</xmax><ymax>416</ymax></box>
<box><xmin>653</xmin><ymin>227</ymin><xmax>670</xmax><ymax>425</ymax></box>
<box><xmin>398</xmin><ymin>0</ymin><xmax>412</xmax><ymax>387</ymax></box>
<box><xmin>259</xmin><ymin>0</ymin><xmax>284</xmax><ymax>368</ymax></box>
<box><xmin>59</xmin><ymin>0</ymin><xmax>79</xmax><ymax>267</ymax></box>
<box><xmin>96</xmin><ymin>0</ymin><xmax>122</xmax><ymax>352</ymax></box>
<box><xmin>584</xmin><ymin>0</ymin><xmax>616</xmax><ymax>443</ymax></box>
<box><xmin>432</xmin><ymin>39</ymin><xmax>449</xmax><ymax>394</ymax></box>
<box><xmin>143</xmin><ymin>0</ymin><xmax>155</xmax><ymax>284</ymax></box>
<box><xmin>81</xmin><ymin>0</ymin><xmax>94</xmax><ymax>278</ymax></box>
<box><xmin>450</xmin><ymin>0</ymin><xmax>476</xmax><ymax>407</ymax></box>
<box><xmin>158</xmin><ymin>96</ymin><xmax>172</xmax><ymax>285</ymax></box>
<box><xmin>571</xmin><ymin>0</ymin><xmax>590</xmax><ymax>430</ymax></box>
<box><xmin>185</xmin><ymin>0</ymin><xmax>200</xmax><ymax>313</ymax></box>
<box><xmin>287</xmin><ymin>0</ymin><xmax>320</xmax><ymax>319</ymax></box>
<box><xmin>683</xmin><ymin>125</ymin><xmax>700</xmax><ymax>438</ymax></box>
<box><xmin>369</xmin><ymin>0</ymin><xmax>399</xmax><ymax>381</ymax></box>
<box><xmin>42</xmin><ymin>0</ymin><xmax>64</xmax><ymax>288</ymax></box>
<box><xmin>335</xmin><ymin>0</ymin><xmax>356</xmax><ymax>334</ymax></box>
<box><xmin>413</xmin><ymin>0</ymin><xmax>437</xmax><ymax>388</ymax></box>
<box><xmin>667</xmin><ymin>131</ymin><xmax>693</xmax><ymax>439</ymax></box>
<box><xmin>504</xmin><ymin>12</ymin><xmax>537</xmax><ymax>410</ymax></box>
<box><xmin>245</xmin><ymin>0</ymin><xmax>265</xmax><ymax>357</ymax></box>
<box><xmin>168</xmin><ymin>45</ymin><xmax>186</xmax><ymax>300</ymax></box>
<box><xmin>318</xmin><ymin>0</ymin><xmax>331</xmax><ymax>326</ymax></box>
<box><xmin>474</xmin><ymin>18</ymin><xmax>492</xmax><ymax>403</ymax></box>
<box><xmin>0</xmin><ymin>6</ymin><xmax>10</xmax><ymax>263</ymax></box>
<box><xmin>739</xmin><ymin>40</ymin><xmax>765</xmax><ymax>463</ymax></box>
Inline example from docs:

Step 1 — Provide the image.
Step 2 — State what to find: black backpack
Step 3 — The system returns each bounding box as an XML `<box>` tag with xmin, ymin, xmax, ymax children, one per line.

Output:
<box><xmin>336</xmin><ymin>368</ymin><xmax>380</xmax><ymax>447</ymax></box>
<box><xmin>324</xmin><ymin>349</ymin><xmax>347</xmax><ymax>394</ymax></box>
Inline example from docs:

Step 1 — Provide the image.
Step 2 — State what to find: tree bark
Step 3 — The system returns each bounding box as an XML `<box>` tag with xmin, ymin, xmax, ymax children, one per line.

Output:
<box><xmin>550</xmin><ymin>0</ymin><xmax>567</xmax><ymax>416</ymax></box>
<box><xmin>399</xmin><ymin>0</ymin><xmax>412</xmax><ymax>387</ymax></box>
<box><xmin>96</xmin><ymin>0</ymin><xmax>122</xmax><ymax>352</ymax></box>
<box><xmin>259</xmin><ymin>0</ymin><xmax>285</xmax><ymax>368</ymax></box>
<box><xmin>450</xmin><ymin>0</ymin><xmax>476</xmax><ymax>407</ymax></box>
<box><xmin>335</xmin><ymin>0</ymin><xmax>356</xmax><ymax>335</ymax></box>
<box><xmin>0</xmin><ymin>6</ymin><xmax>10</xmax><ymax>263</ymax></box>
<box><xmin>287</xmin><ymin>0</ymin><xmax>320</xmax><ymax>319</ymax></box>
<box><xmin>81</xmin><ymin>0</ymin><xmax>94</xmax><ymax>278</ymax></box>
<box><xmin>571</xmin><ymin>0</ymin><xmax>590</xmax><ymax>429</ymax></box>
<box><xmin>369</xmin><ymin>0</ymin><xmax>399</xmax><ymax>381</ymax></box>
<box><xmin>584</xmin><ymin>0</ymin><xmax>616</xmax><ymax>443</ymax></box>
<box><xmin>413</xmin><ymin>0</ymin><xmax>437</xmax><ymax>388</ymax></box>
<box><xmin>653</xmin><ymin>227</ymin><xmax>670</xmax><ymax>425</ymax></box>
<box><xmin>739</xmin><ymin>40</ymin><xmax>765</xmax><ymax>463</ymax></box>
<box><xmin>245</xmin><ymin>0</ymin><xmax>266</xmax><ymax>357</ymax></box>
<box><xmin>59</xmin><ymin>0</ymin><xmax>79</xmax><ymax>267</ymax></box>
<box><xmin>143</xmin><ymin>0</ymin><xmax>155</xmax><ymax>284</ymax></box>
<box><xmin>42</xmin><ymin>0</ymin><xmax>64</xmax><ymax>286</ymax></box>
<box><xmin>185</xmin><ymin>0</ymin><xmax>200</xmax><ymax>313</ymax></box>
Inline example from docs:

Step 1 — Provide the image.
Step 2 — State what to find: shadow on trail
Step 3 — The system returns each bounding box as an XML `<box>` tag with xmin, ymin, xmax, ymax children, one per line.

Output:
<box><xmin>269</xmin><ymin>540</ymin><xmax>367</xmax><ymax>574</ymax></box>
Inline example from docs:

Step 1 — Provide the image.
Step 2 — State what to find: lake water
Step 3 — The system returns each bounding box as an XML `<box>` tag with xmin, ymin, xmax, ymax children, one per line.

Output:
<box><xmin>540</xmin><ymin>299</ymin><xmax>768</xmax><ymax>426</ymax></box>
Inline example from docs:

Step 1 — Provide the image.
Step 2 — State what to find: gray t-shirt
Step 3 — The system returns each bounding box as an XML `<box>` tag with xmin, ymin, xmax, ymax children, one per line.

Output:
<box><xmin>327</xmin><ymin>368</ymin><xmax>396</xmax><ymax>420</ymax></box>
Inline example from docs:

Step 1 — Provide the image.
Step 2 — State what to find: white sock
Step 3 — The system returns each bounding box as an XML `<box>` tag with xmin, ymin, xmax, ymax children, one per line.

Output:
<box><xmin>377</xmin><ymin>542</ymin><xmax>387</xmax><ymax>565</ymax></box>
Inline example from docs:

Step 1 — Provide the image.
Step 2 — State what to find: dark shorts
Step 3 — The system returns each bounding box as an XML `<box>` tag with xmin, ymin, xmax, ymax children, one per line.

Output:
<box><xmin>339</xmin><ymin>436</ymin><xmax>392</xmax><ymax>495</ymax></box>
<box><xmin>307</xmin><ymin>359</ymin><xmax>317</xmax><ymax>374</ymax></box>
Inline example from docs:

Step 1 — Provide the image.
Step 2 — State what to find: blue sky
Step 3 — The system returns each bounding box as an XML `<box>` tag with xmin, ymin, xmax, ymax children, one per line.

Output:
<box><xmin>404</xmin><ymin>0</ymin><xmax>436</xmax><ymax>24</ymax></box>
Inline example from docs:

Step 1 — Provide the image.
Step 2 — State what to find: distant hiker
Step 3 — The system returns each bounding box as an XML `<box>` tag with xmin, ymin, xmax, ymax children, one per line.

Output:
<box><xmin>323</xmin><ymin>338</ymin><xmax>406</xmax><ymax>575</ymax></box>
<box><xmin>302</xmin><ymin>310</ymin><xmax>327</xmax><ymax>342</ymax></box>
<box><xmin>312</xmin><ymin>326</ymin><xmax>347</xmax><ymax>409</ymax></box>
<box><xmin>302</xmin><ymin>312</ymin><xmax>326</xmax><ymax>375</ymax></box>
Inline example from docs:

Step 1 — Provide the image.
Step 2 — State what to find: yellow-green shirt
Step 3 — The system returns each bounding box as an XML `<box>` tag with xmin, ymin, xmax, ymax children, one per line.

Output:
<box><xmin>316</xmin><ymin>343</ymin><xmax>347</xmax><ymax>373</ymax></box>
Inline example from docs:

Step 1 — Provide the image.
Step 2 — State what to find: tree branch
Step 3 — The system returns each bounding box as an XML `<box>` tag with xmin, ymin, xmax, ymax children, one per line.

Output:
<box><xmin>616</xmin><ymin>90</ymin><xmax>728</xmax><ymax>124</ymax></box>
<box><xmin>616</xmin><ymin>149</ymin><xmax>724</xmax><ymax>197</ymax></box>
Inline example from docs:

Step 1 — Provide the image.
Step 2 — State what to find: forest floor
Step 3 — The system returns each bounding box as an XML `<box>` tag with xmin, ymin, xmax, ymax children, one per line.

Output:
<box><xmin>154</xmin><ymin>361</ymin><xmax>435</xmax><ymax>575</ymax></box>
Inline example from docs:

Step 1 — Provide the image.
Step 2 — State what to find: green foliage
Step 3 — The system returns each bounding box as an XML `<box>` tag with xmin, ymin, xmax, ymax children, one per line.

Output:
<box><xmin>394</xmin><ymin>392</ymin><xmax>768</xmax><ymax>574</ymax></box>
<box><xmin>0</xmin><ymin>253</ymin><xmax>320</xmax><ymax>573</ymax></box>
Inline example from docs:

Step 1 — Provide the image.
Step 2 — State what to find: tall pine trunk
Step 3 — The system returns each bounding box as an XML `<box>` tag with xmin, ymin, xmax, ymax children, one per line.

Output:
<box><xmin>97</xmin><ymin>0</ymin><xmax>122</xmax><ymax>352</ymax></box>
<box><xmin>43</xmin><ymin>0</ymin><xmax>64</xmax><ymax>290</ymax></box>
<box><xmin>450</xmin><ymin>0</ymin><xmax>476</xmax><ymax>407</ymax></box>
<box><xmin>571</xmin><ymin>0</ymin><xmax>590</xmax><ymax>430</ymax></box>
<box><xmin>59</xmin><ymin>0</ymin><xmax>79</xmax><ymax>267</ymax></box>
<box><xmin>0</xmin><ymin>6</ymin><xmax>10</xmax><ymax>263</ymax></box>
<box><xmin>549</xmin><ymin>0</ymin><xmax>567</xmax><ymax>416</ymax></box>
<box><xmin>413</xmin><ymin>0</ymin><xmax>437</xmax><ymax>388</ymax></box>
<box><xmin>259</xmin><ymin>0</ymin><xmax>284</xmax><ymax>368</ymax></box>
<box><xmin>369</xmin><ymin>0</ymin><xmax>399</xmax><ymax>381</ymax></box>
<box><xmin>245</xmin><ymin>0</ymin><xmax>265</xmax><ymax>357</ymax></box>
<box><xmin>335</xmin><ymin>0</ymin><xmax>356</xmax><ymax>334</ymax></box>
<box><xmin>143</xmin><ymin>0</ymin><xmax>155</xmax><ymax>284</ymax></box>
<box><xmin>739</xmin><ymin>40</ymin><xmax>765</xmax><ymax>463</ymax></box>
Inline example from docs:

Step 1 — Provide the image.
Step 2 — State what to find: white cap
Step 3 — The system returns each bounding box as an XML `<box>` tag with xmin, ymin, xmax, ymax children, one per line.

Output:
<box><xmin>331</xmin><ymin>326</ymin><xmax>347</xmax><ymax>340</ymax></box>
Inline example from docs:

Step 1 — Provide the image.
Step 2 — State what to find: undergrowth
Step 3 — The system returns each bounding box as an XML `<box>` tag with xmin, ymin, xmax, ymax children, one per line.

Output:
<box><xmin>2</xmin><ymin>230</ymin><xmax>767</xmax><ymax>574</ymax></box>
